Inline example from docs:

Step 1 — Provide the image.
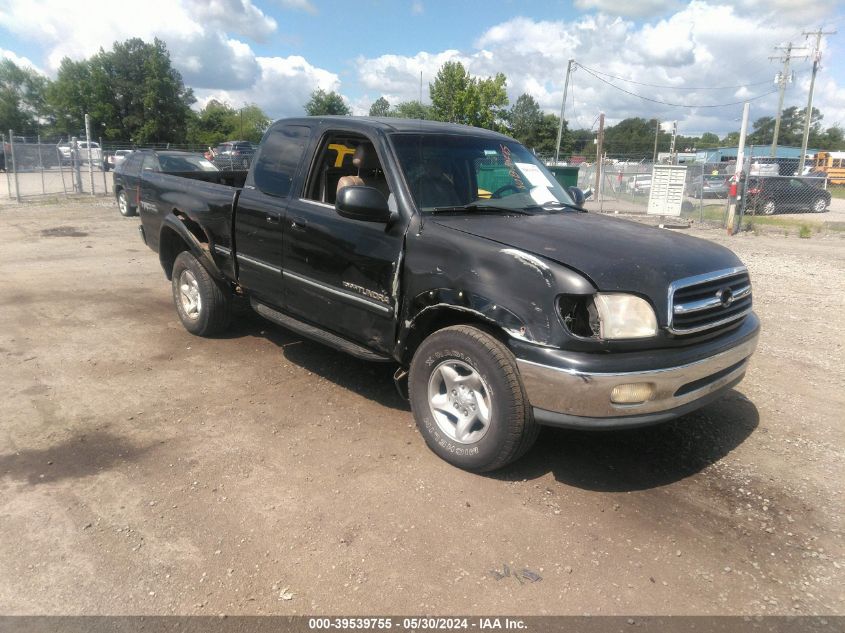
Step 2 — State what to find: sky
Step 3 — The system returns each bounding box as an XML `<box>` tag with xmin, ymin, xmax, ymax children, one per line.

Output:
<box><xmin>1</xmin><ymin>0</ymin><xmax>845</xmax><ymax>138</ymax></box>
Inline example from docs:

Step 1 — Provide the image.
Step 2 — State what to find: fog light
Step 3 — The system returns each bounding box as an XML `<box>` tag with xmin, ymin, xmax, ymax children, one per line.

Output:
<box><xmin>610</xmin><ymin>383</ymin><xmax>655</xmax><ymax>405</ymax></box>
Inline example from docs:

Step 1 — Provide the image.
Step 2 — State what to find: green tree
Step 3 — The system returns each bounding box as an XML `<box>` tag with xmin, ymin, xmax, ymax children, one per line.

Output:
<box><xmin>748</xmin><ymin>106</ymin><xmax>823</xmax><ymax>147</ymax></box>
<box><xmin>429</xmin><ymin>61</ymin><xmax>508</xmax><ymax>130</ymax></box>
<box><xmin>0</xmin><ymin>59</ymin><xmax>49</xmax><ymax>135</ymax></box>
<box><xmin>722</xmin><ymin>131</ymin><xmax>740</xmax><ymax>146</ymax></box>
<box><xmin>534</xmin><ymin>113</ymin><xmax>569</xmax><ymax>154</ymax></box>
<box><xmin>429</xmin><ymin>61</ymin><xmax>473</xmax><ymax>123</ymax></box>
<box><xmin>187</xmin><ymin>100</ymin><xmax>270</xmax><ymax>146</ymax></box>
<box><xmin>46</xmin><ymin>38</ymin><xmax>194</xmax><ymax>142</ymax></box>
<box><xmin>368</xmin><ymin>96</ymin><xmax>390</xmax><ymax>117</ymax></box>
<box><xmin>603</xmin><ymin>118</ymin><xmax>668</xmax><ymax>157</ymax></box>
<box><xmin>390</xmin><ymin>100</ymin><xmax>431</xmax><ymax>119</ymax></box>
<box><xmin>470</xmin><ymin>73</ymin><xmax>508</xmax><ymax>131</ymax></box>
<box><xmin>699</xmin><ymin>132</ymin><xmax>720</xmax><ymax>147</ymax></box>
<box><xmin>509</xmin><ymin>93</ymin><xmax>543</xmax><ymax>146</ymax></box>
<box><xmin>304</xmin><ymin>89</ymin><xmax>350</xmax><ymax>116</ymax></box>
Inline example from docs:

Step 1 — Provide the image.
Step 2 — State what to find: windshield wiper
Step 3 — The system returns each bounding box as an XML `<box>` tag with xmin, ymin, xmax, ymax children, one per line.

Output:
<box><xmin>430</xmin><ymin>203</ymin><xmax>530</xmax><ymax>215</ymax></box>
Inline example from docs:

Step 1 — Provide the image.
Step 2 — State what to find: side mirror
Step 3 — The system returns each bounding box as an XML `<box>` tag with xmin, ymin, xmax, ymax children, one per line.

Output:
<box><xmin>336</xmin><ymin>186</ymin><xmax>390</xmax><ymax>223</ymax></box>
<box><xmin>567</xmin><ymin>186</ymin><xmax>586</xmax><ymax>206</ymax></box>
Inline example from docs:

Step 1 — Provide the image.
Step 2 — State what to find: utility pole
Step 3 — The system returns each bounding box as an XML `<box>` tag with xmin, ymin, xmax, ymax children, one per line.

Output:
<box><xmin>768</xmin><ymin>42</ymin><xmax>806</xmax><ymax>157</ymax></box>
<box><xmin>594</xmin><ymin>112</ymin><xmax>605</xmax><ymax>202</ymax></box>
<box><xmin>669</xmin><ymin>120</ymin><xmax>678</xmax><ymax>164</ymax></box>
<box><xmin>84</xmin><ymin>113</ymin><xmax>95</xmax><ymax>196</ymax></box>
<box><xmin>799</xmin><ymin>27</ymin><xmax>836</xmax><ymax>174</ymax></box>
<box><xmin>652</xmin><ymin>120</ymin><xmax>660</xmax><ymax>163</ymax></box>
<box><xmin>727</xmin><ymin>102</ymin><xmax>750</xmax><ymax>234</ymax></box>
<box><xmin>554</xmin><ymin>59</ymin><xmax>575</xmax><ymax>165</ymax></box>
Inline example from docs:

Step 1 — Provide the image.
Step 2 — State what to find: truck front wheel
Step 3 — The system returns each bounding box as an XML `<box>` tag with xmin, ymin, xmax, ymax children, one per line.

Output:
<box><xmin>171</xmin><ymin>251</ymin><xmax>231</xmax><ymax>336</ymax></box>
<box><xmin>408</xmin><ymin>325</ymin><xmax>538</xmax><ymax>472</ymax></box>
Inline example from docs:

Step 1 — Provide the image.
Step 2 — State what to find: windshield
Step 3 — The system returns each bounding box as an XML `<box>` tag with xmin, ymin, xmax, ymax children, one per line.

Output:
<box><xmin>158</xmin><ymin>154</ymin><xmax>219</xmax><ymax>172</ymax></box>
<box><xmin>390</xmin><ymin>133</ymin><xmax>576</xmax><ymax>213</ymax></box>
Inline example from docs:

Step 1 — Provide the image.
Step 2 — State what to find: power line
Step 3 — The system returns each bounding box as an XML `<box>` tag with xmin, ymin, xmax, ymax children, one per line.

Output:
<box><xmin>577</xmin><ymin>65</ymin><xmax>779</xmax><ymax>108</ymax></box>
<box><xmin>575</xmin><ymin>63</ymin><xmax>776</xmax><ymax>91</ymax></box>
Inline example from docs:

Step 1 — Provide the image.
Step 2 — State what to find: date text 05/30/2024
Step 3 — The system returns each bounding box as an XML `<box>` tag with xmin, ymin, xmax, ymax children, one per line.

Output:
<box><xmin>308</xmin><ymin>618</ymin><xmax>527</xmax><ymax>630</ymax></box>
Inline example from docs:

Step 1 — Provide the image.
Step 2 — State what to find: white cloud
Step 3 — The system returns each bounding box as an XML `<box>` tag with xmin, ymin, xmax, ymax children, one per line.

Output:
<box><xmin>195</xmin><ymin>55</ymin><xmax>342</xmax><ymax>118</ymax></box>
<box><xmin>0</xmin><ymin>49</ymin><xmax>45</xmax><ymax>75</ymax></box>
<box><xmin>355</xmin><ymin>3</ymin><xmax>843</xmax><ymax>137</ymax></box>
<box><xmin>574</xmin><ymin>0</ymin><xmax>681</xmax><ymax>18</ymax></box>
<box><xmin>0</xmin><ymin>0</ymin><xmax>273</xmax><ymax>90</ymax></box>
<box><xmin>183</xmin><ymin>0</ymin><xmax>277</xmax><ymax>40</ymax></box>
<box><xmin>411</xmin><ymin>1</ymin><xmax>424</xmax><ymax>15</ymax></box>
<box><xmin>276</xmin><ymin>0</ymin><xmax>317</xmax><ymax>14</ymax></box>
<box><xmin>171</xmin><ymin>33</ymin><xmax>262</xmax><ymax>90</ymax></box>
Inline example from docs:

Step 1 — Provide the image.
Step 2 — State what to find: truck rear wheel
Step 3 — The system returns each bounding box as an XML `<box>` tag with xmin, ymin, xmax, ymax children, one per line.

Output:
<box><xmin>117</xmin><ymin>189</ymin><xmax>136</xmax><ymax>217</ymax></box>
<box><xmin>408</xmin><ymin>325</ymin><xmax>538</xmax><ymax>472</ymax></box>
<box><xmin>171</xmin><ymin>251</ymin><xmax>231</xmax><ymax>336</ymax></box>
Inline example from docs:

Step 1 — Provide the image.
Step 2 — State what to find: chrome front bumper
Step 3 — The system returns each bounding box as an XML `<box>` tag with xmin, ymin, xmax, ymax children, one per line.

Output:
<box><xmin>517</xmin><ymin>334</ymin><xmax>759</xmax><ymax>428</ymax></box>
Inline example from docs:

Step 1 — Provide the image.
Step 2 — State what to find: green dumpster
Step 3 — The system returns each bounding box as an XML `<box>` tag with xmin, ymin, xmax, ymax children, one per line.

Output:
<box><xmin>546</xmin><ymin>165</ymin><xmax>579</xmax><ymax>188</ymax></box>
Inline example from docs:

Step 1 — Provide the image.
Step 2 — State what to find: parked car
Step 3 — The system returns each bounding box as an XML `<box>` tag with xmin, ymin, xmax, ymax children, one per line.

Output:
<box><xmin>105</xmin><ymin>149</ymin><xmax>133</xmax><ymax>171</ymax></box>
<box><xmin>212</xmin><ymin>140</ymin><xmax>256</xmax><ymax>169</ymax></box>
<box><xmin>129</xmin><ymin>117</ymin><xmax>759</xmax><ymax>473</ymax></box>
<box><xmin>690</xmin><ymin>174</ymin><xmax>728</xmax><ymax>198</ymax></box>
<box><xmin>745</xmin><ymin>176</ymin><xmax>831</xmax><ymax>215</ymax></box>
<box><xmin>626</xmin><ymin>174</ymin><xmax>652</xmax><ymax>194</ymax></box>
<box><xmin>112</xmin><ymin>150</ymin><xmax>220</xmax><ymax>217</ymax></box>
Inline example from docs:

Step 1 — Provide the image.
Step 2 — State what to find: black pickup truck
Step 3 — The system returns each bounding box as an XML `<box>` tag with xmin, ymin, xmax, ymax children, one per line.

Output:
<box><xmin>131</xmin><ymin>116</ymin><xmax>759</xmax><ymax>472</ymax></box>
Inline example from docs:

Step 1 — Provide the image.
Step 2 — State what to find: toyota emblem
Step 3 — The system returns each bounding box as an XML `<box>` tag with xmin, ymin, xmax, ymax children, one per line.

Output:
<box><xmin>717</xmin><ymin>288</ymin><xmax>734</xmax><ymax>307</ymax></box>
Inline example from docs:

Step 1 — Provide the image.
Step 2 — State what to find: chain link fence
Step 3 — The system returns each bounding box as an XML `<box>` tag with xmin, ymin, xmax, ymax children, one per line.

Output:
<box><xmin>2</xmin><ymin>131</ymin><xmax>256</xmax><ymax>203</ymax></box>
<box><xmin>543</xmin><ymin>155</ymin><xmax>835</xmax><ymax>231</ymax></box>
<box><xmin>2</xmin><ymin>135</ymin><xmax>115</xmax><ymax>201</ymax></box>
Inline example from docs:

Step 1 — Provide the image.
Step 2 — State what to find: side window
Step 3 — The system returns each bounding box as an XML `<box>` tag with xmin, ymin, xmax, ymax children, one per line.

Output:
<box><xmin>253</xmin><ymin>124</ymin><xmax>311</xmax><ymax>198</ymax></box>
<box><xmin>303</xmin><ymin>133</ymin><xmax>390</xmax><ymax>205</ymax></box>
<box><xmin>124</xmin><ymin>154</ymin><xmax>142</xmax><ymax>174</ymax></box>
<box><xmin>141</xmin><ymin>155</ymin><xmax>158</xmax><ymax>172</ymax></box>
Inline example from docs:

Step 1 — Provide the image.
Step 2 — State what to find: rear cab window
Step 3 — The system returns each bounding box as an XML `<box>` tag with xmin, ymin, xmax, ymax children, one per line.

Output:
<box><xmin>251</xmin><ymin>124</ymin><xmax>311</xmax><ymax>198</ymax></box>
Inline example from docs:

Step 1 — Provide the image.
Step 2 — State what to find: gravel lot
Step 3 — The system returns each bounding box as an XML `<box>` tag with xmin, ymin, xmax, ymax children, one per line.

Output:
<box><xmin>0</xmin><ymin>199</ymin><xmax>842</xmax><ymax>615</ymax></box>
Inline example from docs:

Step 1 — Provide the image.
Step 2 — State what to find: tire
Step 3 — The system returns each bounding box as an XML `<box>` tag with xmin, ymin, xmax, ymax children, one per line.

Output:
<box><xmin>408</xmin><ymin>325</ymin><xmax>538</xmax><ymax>472</ymax></box>
<box><xmin>117</xmin><ymin>189</ymin><xmax>136</xmax><ymax>217</ymax></box>
<box><xmin>762</xmin><ymin>200</ymin><xmax>776</xmax><ymax>215</ymax></box>
<box><xmin>171</xmin><ymin>251</ymin><xmax>231</xmax><ymax>336</ymax></box>
<box><xmin>812</xmin><ymin>197</ymin><xmax>828</xmax><ymax>213</ymax></box>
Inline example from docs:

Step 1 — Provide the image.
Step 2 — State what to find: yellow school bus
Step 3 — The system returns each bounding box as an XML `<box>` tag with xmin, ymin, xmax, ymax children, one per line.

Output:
<box><xmin>813</xmin><ymin>151</ymin><xmax>845</xmax><ymax>184</ymax></box>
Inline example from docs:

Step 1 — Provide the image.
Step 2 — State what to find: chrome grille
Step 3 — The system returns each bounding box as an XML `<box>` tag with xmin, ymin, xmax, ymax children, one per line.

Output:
<box><xmin>668</xmin><ymin>267</ymin><xmax>752</xmax><ymax>335</ymax></box>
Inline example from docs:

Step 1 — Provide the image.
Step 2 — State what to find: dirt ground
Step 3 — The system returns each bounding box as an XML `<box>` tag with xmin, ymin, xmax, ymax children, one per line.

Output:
<box><xmin>0</xmin><ymin>199</ymin><xmax>842</xmax><ymax>616</ymax></box>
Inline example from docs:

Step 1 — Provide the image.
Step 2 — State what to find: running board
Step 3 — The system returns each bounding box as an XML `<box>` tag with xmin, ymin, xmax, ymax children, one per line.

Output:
<box><xmin>251</xmin><ymin>300</ymin><xmax>392</xmax><ymax>363</ymax></box>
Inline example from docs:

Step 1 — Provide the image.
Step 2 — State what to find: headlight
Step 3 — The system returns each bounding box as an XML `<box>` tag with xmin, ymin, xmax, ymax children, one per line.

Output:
<box><xmin>593</xmin><ymin>293</ymin><xmax>657</xmax><ymax>339</ymax></box>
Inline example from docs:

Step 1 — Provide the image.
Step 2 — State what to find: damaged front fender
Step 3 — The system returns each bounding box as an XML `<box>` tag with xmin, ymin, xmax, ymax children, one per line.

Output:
<box><xmin>396</xmin><ymin>220</ymin><xmax>595</xmax><ymax>361</ymax></box>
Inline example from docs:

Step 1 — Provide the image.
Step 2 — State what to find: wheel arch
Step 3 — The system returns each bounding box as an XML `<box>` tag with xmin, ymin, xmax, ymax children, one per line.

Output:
<box><xmin>396</xmin><ymin>302</ymin><xmax>515</xmax><ymax>367</ymax></box>
<box><xmin>159</xmin><ymin>213</ymin><xmax>223</xmax><ymax>282</ymax></box>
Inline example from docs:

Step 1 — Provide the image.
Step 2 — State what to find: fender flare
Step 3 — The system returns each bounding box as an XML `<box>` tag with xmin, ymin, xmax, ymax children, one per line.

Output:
<box><xmin>159</xmin><ymin>214</ymin><xmax>224</xmax><ymax>281</ymax></box>
<box><xmin>394</xmin><ymin>288</ymin><xmax>530</xmax><ymax>364</ymax></box>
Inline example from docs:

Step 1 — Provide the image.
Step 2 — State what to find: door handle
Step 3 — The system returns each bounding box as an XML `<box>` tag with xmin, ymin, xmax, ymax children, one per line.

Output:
<box><xmin>290</xmin><ymin>216</ymin><xmax>308</xmax><ymax>231</ymax></box>
<box><xmin>265</xmin><ymin>213</ymin><xmax>280</xmax><ymax>224</ymax></box>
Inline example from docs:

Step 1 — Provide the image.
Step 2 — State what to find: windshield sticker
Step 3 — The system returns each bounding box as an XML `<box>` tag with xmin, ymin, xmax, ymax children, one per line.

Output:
<box><xmin>500</xmin><ymin>145</ymin><xmax>526</xmax><ymax>190</ymax></box>
<box><xmin>514</xmin><ymin>162</ymin><xmax>555</xmax><ymax>189</ymax></box>
<box><xmin>528</xmin><ymin>185</ymin><xmax>558</xmax><ymax>205</ymax></box>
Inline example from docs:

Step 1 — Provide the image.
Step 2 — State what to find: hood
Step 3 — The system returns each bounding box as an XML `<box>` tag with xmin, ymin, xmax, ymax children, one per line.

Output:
<box><xmin>431</xmin><ymin>212</ymin><xmax>744</xmax><ymax>313</ymax></box>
